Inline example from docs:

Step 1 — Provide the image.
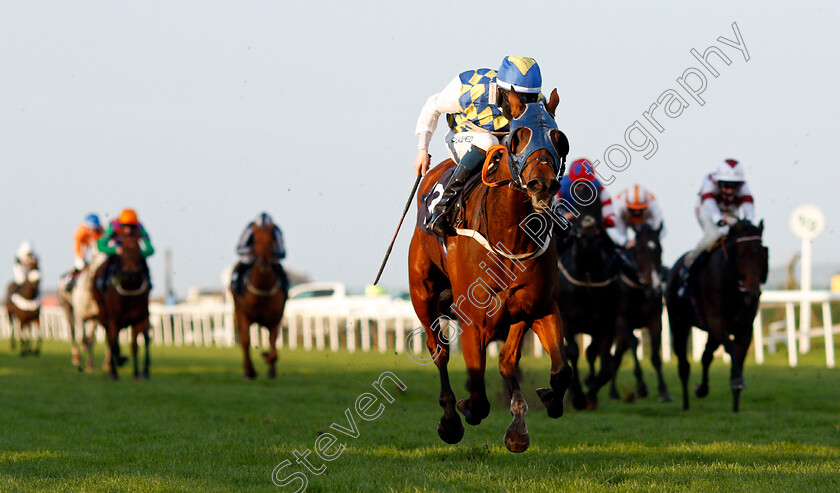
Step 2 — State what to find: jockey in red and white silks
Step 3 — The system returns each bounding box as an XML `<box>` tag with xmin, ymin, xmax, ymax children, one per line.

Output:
<box><xmin>684</xmin><ymin>158</ymin><xmax>755</xmax><ymax>268</ymax></box>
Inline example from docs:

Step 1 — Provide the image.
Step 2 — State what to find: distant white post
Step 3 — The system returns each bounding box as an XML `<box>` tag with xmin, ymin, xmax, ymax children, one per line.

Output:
<box><xmin>789</xmin><ymin>205</ymin><xmax>825</xmax><ymax>354</ymax></box>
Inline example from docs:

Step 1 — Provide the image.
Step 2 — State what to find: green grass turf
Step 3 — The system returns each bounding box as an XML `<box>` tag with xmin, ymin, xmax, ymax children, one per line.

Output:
<box><xmin>0</xmin><ymin>339</ymin><xmax>838</xmax><ymax>492</ymax></box>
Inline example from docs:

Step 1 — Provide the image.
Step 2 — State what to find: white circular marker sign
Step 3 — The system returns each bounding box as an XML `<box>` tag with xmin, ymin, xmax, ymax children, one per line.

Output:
<box><xmin>789</xmin><ymin>204</ymin><xmax>825</xmax><ymax>240</ymax></box>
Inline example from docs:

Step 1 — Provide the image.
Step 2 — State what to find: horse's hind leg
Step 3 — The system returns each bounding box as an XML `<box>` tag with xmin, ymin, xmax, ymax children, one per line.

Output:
<box><xmin>532</xmin><ymin>308</ymin><xmax>572</xmax><ymax>419</ymax></box>
<box><xmin>263</xmin><ymin>324</ymin><xmax>279</xmax><ymax>379</ymax></box>
<box><xmin>83</xmin><ymin>323</ymin><xmax>96</xmax><ymax>373</ymax></box>
<box><xmin>585</xmin><ymin>333</ymin><xmax>615</xmax><ymax>410</ymax></box>
<box><xmin>134</xmin><ymin>319</ymin><xmax>151</xmax><ymax>380</ymax></box>
<box><xmin>695</xmin><ymin>335</ymin><xmax>720</xmax><ymax>398</ymax></box>
<box><xmin>498</xmin><ymin>321</ymin><xmax>530</xmax><ymax>453</ymax></box>
<box><xmin>131</xmin><ymin>325</ymin><xmax>141</xmax><ymax>381</ymax></box>
<box><xmin>456</xmin><ymin>324</ymin><xmax>490</xmax><ymax>426</ymax></box>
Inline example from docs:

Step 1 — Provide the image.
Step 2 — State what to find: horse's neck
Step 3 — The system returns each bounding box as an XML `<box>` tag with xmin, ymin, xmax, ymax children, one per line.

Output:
<box><xmin>250</xmin><ymin>262</ymin><xmax>276</xmax><ymax>288</ymax></box>
<box><xmin>569</xmin><ymin>236</ymin><xmax>608</xmax><ymax>276</ymax></box>
<box><xmin>480</xmin><ymin>184</ymin><xmax>543</xmax><ymax>252</ymax></box>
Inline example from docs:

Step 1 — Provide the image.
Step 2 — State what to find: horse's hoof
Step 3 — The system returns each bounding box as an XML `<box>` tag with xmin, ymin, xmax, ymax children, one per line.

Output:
<box><xmin>143</xmin><ymin>371</ymin><xmax>150</xmax><ymax>380</ymax></box>
<box><xmin>503</xmin><ymin>416</ymin><xmax>530</xmax><ymax>453</ymax></box>
<box><xmin>657</xmin><ymin>392</ymin><xmax>674</xmax><ymax>403</ymax></box>
<box><xmin>694</xmin><ymin>383</ymin><xmax>709</xmax><ymax>398</ymax></box>
<box><xmin>134</xmin><ymin>375</ymin><xmax>142</xmax><ymax>382</ymax></box>
<box><xmin>571</xmin><ymin>393</ymin><xmax>587</xmax><ymax>411</ymax></box>
<box><xmin>117</xmin><ymin>356</ymin><xmax>128</xmax><ymax>367</ymax></box>
<box><xmin>456</xmin><ymin>399</ymin><xmax>482</xmax><ymax>426</ymax></box>
<box><xmin>109</xmin><ymin>374</ymin><xmax>118</xmax><ymax>381</ymax></box>
<box><xmin>637</xmin><ymin>383</ymin><xmax>649</xmax><ymax>398</ymax></box>
<box><xmin>731</xmin><ymin>378</ymin><xmax>745</xmax><ymax>390</ymax></box>
<box><xmin>33</xmin><ymin>349</ymin><xmax>40</xmax><ymax>356</ymax></box>
<box><xmin>585</xmin><ymin>395</ymin><xmax>599</xmax><ymax>411</ymax></box>
<box><xmin>243</xmin><ymin>370</ymin><xmax>257</xmax><ymax>381</ymax></box>
<box><xmin>267</xmin><ymin>368</ymin><xmax>276</xmax><ymax>379</ymax></box>
<box><xmin>85</xmin><ymin>366</ymin><xmax>94</xmax><ymax>374</ymax></box>
<box><xmin>608</xmin><ymin>388</ymin><xmax>620</xmax><ymax>400</ymax></box>
<box><xmin>76</xmin><ymin>366</ymin><xmax>84</xmax><ymax>373</ymax></box>
<box><xmin>536</xmin><ymin>388</ymin><xmax>564</xmax><ymax>419</ymax></box>
<box><xmin>437</xmin><ymin>415</ymin><xmax>464</xmax><ymax>444</ymax></box>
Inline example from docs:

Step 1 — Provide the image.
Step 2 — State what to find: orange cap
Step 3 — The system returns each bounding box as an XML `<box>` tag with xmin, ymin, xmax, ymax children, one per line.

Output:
<box><xmin>119</xmin><ymin>208</ymin><xmax>139</xmax><ymax>225</ymax></box>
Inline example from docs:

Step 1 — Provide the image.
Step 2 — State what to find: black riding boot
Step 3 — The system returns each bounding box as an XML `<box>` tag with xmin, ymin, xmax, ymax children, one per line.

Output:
<box><xmin>428</xmin><ymin>146</ymin><xmax>486</xmax><ymax>237</ymax></box>
<box><xmin>230</xmin><ymin>262</ymin><xmax>250</xmax><ymax>295</ymax></box>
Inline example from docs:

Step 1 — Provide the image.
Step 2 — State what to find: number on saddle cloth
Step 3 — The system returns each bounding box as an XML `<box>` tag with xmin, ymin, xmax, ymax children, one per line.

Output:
<box><xmin>416</xmin><ymin>168</ymin><xmax>484</xmax><ymax>238</ymax></box>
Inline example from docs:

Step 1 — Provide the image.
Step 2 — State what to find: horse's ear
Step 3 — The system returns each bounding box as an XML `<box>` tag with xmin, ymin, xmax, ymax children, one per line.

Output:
<box><xmin>545</xmin><ymin>88</ymin><xmax>560</xmax><ymax>118</ymax></box>
<box><xmin>507</xmin><ymin>88</ymin><xmax>526</xmax><ymax>118</ymax></box>
<box><xmin>758</xmin><ymin>219</ymin><xmax>764</xmax><ymax>236</ymax></box>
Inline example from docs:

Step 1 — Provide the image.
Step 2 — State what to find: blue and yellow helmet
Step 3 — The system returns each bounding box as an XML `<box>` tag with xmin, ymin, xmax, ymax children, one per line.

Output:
<box><xmin>497</xmin><ymin>56</ymin><xmax>541</xmax><ymax>94</ymax></box>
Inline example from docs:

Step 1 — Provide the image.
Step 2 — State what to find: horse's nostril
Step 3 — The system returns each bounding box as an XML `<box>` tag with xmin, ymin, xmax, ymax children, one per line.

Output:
<box><xmin>548</xmin><ymin>180</ymin><xmax>560</xmax><ymax>196</ymax></box>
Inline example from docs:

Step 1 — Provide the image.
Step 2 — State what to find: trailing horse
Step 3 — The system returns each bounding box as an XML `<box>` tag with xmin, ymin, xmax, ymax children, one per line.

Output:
<box><xmin>92</xmin><ymin>234</ymin><xmax>152</xmax><ymax>381</ymax></box>
<box><xmin>231</xmin><ymin>223</ymin><xmax>288</xmax><ymax>380</ymax></box>
<box><xmin>58</xmin><ymin>253</ymin><xmax>108</xmax><ymax>372</ymax></box>
<box><xmin>609</xmin><ymin>223</ymin><xmax>672</xmax><ymax>402</ymax></box>
<box><xmin>554</xmin><ymin>191</ymin><xmax>621</xmax><ymax>410</ymax></box>
<box><xmin>409</xmin><ymin>90</ymin><xmax>570</xmax><ymax>453</ymax></box>
<box><xmin>5</xmin><ymin>257</ymin><xmax>42</xmax><ymax>356</ymax></box>
<box><xmin>665</xmin><ymin>219</ymin><xmax>768</xmax><ymax>412</ymax></box>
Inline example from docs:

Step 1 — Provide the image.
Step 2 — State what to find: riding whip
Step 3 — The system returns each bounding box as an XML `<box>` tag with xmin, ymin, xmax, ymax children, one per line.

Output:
<box><xmin>373</xmin><ymin>170</ymin><xmax>424</xmax><ymax>285</ymax></box>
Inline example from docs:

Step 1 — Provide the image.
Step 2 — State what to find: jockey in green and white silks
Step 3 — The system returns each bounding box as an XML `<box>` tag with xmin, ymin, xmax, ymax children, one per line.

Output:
<box><xmin>414</xmin><ymin>56</ymin><xmax>545</xmax><ymax>237</ymax></box>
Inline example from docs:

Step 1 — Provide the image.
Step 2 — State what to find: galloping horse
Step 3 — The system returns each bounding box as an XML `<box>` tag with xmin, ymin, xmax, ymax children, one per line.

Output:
<box><xmin>231</xmin><ymin>223</ymin><xmax>288</xmax><ymax>380</ymax></box>
<box><xmin>5</xmin><ymin>257</ymin><xmax>42</xmax><ymax>355</ymax></box>
<box><xmin>92</xmin><ymin>234</ymin><xmax>151</xmax><ymax>381</ymax></box>
<box><xmin>58</xmin><ymin>253</ymin><xmax>108</xmax><ymax>372</ymax></box>
<box><xmin>409</xmin><ymin>90</ymin><xmax>570</xmax><ymax>453</ymax></box>
<box><xmin>666</xmin><ymin>219</ymin><xmax>768</xmax><ymax>412</ymax></box>
<box><xmin>554</xmin><ymin>190</ymin><xmax>621</xmax><ymax>410</ymax></box>
<box><xmin>609</xmin><ymin>223</ymin><xmax>672</xmax><ymax>402</ymax></box>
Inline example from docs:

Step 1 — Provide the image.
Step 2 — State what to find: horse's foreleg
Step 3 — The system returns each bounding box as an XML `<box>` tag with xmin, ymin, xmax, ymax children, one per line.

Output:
<box><xmin>695</xmin><ymin>335</ymin><xmax>720</xmax><ymax>398</ymax></box>
<box><xmin>84</xmin><ymin>323</ymin><xmax>96</xmax><ymax>373</ymax></box>
<box><xmin>532</xmin><ymin>309</ymin><xmax>572</xmax><ymax>418</ymax></box>
<box><xmin>142</xmin><ymin>324</ymin><xmax>151</xmax><ymax>379</ymax></box>
<box><xmin>263</xmin><ymin>324</ymin><xmax>279</xmax><ymax>379</ymax></box>
<box><xmin>670</xmin><ymin>320</ymin><xmax>691</xmax><ymax>411</ymax></box>
<box><xmin>33</xmin><ymin>319</ymin><xmax>42</xmax><ymax>355</ymax></box>
<box><xmin>610</xmin><ymin>325</ymin><xmax>630</xmax><ymax>400</ymax></box>
<box><xmin>499</xmin><ymin>321</ymin><xmax>529</xmax><ymax>453</ymax></box>
<box><xmin>585</xmin><ymin>333</ymin><xmax>615</xmax><ymax>410</ymax></box>
<box><xmin>69</xmin><ymin>314</ymin><xmax>81</xmax><ymax>368</ymax></box>
<box><xmin>729</xmin><ymin>330</ymin><xmax>752</xmax><ymax>413</ymax></box>
<box><xmin>236</xmin><ymin>311</ymin><xmax>257</xmax><ymax>380</ymax></box>
<box><xmin>456</xmin><ymin>325</ymin><xmax>490</xmax><ymax>426</ymax></box>
<box><xmin>564</xmin><ymin>331</ymin><xmax>586</xmax><ymax>410</ymax></box>
<box><xmin>648</xmin><ymin>318</ymin><xmax>672</xmax><ymax>402</ymax></box>
<box><xmin>131</xmin><ymin>325</ymin><xmax>140</xmax><ymax>380</ymax></box>
<box><xmin>626</xmin><ymin>329</ymin><xmax>648</xmax><ymax>398</ymax></box>
<box><xmin>106</xmin><ymin>324</ymin><xmax>121</xmax><ymax>381</ymax></box>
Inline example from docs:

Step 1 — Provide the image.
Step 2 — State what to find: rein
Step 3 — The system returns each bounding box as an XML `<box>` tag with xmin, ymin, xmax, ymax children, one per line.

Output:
<box><xmin>558</xmin><ymin>260</ymin><xmax>618</xmax><ymax>288</ymax></box>
<box><xmin>113</xmin><ymin>276</ymin><xmax>149</xmax><ymax>296</ymax></box>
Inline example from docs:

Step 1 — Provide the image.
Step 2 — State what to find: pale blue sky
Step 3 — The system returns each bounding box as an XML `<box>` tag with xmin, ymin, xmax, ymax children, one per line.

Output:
<box><xmin>2</xmin><ymin>1</ymin><xmax>838</xmax><ymax>296</ymax></box>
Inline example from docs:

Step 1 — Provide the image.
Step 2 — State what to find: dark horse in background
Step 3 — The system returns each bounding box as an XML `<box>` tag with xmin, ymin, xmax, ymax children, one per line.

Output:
<box><xmin>666</xmin><ymin>219</ymin><xmax>768</xmax><ymax>412</ymax></box>
<box><xmin>6</xmin><ymin>257</ymin><xmax>42</xmax><ymax>355</ymax></box>
<box><xmin>609</xmin><ymin>223</ymin><xmax>672</xmax><ymax>402</ymax></box>
<box><xmin>93</xmin><ymin>233</ymin><xmax>152</xmax><ymax>381</ymax></box>
<box><xmin>554</xmin><ymin>186</ymin><xmax>621</xmax><ymax>410</ymax></box>
<box><xmin>231</xmin><ymin>223</ymin><xmax>288</xmax><ymax>380</ymax></box>
<box><xmin>409</xmin><ymin>90</ymin><xmax>570</xmax><ymax>453</ymax></box>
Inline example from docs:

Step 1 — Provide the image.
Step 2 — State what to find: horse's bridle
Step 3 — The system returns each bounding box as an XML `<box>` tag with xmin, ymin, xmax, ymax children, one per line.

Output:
<box><xmin>506</xmin><ymin>103</ymin><xmax>567</xmax><ymax>189</ymax></box>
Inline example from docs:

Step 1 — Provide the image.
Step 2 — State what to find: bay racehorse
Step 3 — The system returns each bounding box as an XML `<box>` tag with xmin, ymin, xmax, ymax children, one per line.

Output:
<box><xmin>231</xmin><ymin>223</ymin><xmax>288</xmax><ymax>380</ymax></box>
<box><xmin>609</xmin><ymin>223</ymin><xmax>672</xmax><ymax>402</ymax></box>
<box><xmin>58</xmin><ymin>253</ymin><xmax>109</xmax><ymax>372</ymax></box>
<box><xmin>92</xmin><ymin>234</ymin><xmax>152</xmax><ymax>381</ymax></box>
<box><xmin>554</xmin><ymin>189</ymin><xmax>621</xmax><ymax>410</ymax></box>
<box><xmin>665</xmin><ymin>219</ymin><xmax>768</xmax><ymax>412</ymax></box>
<box><xmin>5</xmin><ymin>257</ymin><xmax>42</xmax><ymax>355</ymax></box>
<box><xmin>409</xmin><ymin>89</ymin><xmax>570</xmax><ymax>453</ymax></box>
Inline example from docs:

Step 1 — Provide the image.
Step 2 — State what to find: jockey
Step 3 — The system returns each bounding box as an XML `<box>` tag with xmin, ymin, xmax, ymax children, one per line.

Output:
<box><xmin>554</xmin><ymin>158</ymin><xmax>619</xmax><ymax>232</ymax></box>
<box><xmin>230</xmin><ymin>212</ymin><xmax>287</xmax><ymax>294</ymax></box>
<box><xmin>95</xmin><ymin>208</ymin><xmax>154</xmax><ymax>291</ymax></box>
<box><xmin>12</xmin><ymin>241</ymin><xmax>39</xmax><ymax>288</ymax></box>
<box><xmin>683</xmin><ymin>158</ymin><xmax>755</xmax><ymax>271</ymax></box>
<box><xmin>97</xmin><ymin>208</ymin><xmax>155</xmax><ymax>258</ymax></box>
<box><xmin>65</xmin><ymin>213</ymin><xmax>104</xmax><ymax>291</ymax></box>
<box><xmin>415</xmin><ymin>56</ymin><xmax>545</xmax><ymax>236</ymax></box>
<box><xmin>610</xmin><ymin>184</ymin><xmax>667</xmax><ymax>246</ymax></box>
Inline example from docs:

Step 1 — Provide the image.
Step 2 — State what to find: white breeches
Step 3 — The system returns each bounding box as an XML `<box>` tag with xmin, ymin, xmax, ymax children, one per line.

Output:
<box><xmin>444</xmin><ymin>130</ymin><xmax>500</xmax><ymax>164</ymax></box>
